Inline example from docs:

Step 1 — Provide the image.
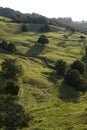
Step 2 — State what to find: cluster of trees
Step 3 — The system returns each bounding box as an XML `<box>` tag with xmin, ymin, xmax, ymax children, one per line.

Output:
<box><xmin>0</xmin><ymin>40</ymin><xmax>16</xmax><ymax>53</ymax></box>
<box><xmin>1</xmin><ymin>7</ymin><xmax>87</xmax><ymax>34</ymax></box>
<box><xmin>55</xmin><ymin>59</ymin><xmax>86</xmax><ymax>92</ymax></box>
<box><xmin>0</xmin><ymin>59</ymin><xmax>29</xmax><ymax>130</ymax></box>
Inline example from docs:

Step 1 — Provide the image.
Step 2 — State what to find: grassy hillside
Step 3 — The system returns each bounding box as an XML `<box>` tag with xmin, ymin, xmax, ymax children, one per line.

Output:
<box><xmin>0</xmin><ymin>16</ymin><xmax>87</xmax><ymax>130</ymax></box>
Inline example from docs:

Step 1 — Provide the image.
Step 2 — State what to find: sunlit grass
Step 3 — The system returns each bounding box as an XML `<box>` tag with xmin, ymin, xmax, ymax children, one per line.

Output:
<box><xmin>0</xmin><ymin>16</ymin><xmax>87</xmax><ymax>130</ymax></box>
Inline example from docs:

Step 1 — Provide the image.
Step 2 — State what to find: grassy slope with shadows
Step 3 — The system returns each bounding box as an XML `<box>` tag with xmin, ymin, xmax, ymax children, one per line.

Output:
<box><xmin>0</xmin><ymin>16</ymin><xmax>87</xmax><ymax>130</ymax></box>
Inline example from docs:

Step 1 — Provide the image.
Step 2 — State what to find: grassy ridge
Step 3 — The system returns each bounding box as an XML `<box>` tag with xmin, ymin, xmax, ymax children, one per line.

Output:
<box><xmin>0</xmin><ymin>16</ymin><xmax>87</xmax><ymax>130</ymax></box>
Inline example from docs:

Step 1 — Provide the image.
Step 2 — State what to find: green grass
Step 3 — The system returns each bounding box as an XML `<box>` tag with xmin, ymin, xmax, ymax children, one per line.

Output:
<box><xmin>0</xmin><ymin>16</ymin><xmax>87</xmax><ymax>130</ymax></box>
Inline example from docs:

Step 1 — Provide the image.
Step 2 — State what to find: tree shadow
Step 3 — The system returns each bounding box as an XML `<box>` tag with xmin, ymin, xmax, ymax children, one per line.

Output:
<box><xmin>42</xmin><ymin>71</ymin><xmax>80</xmax><ymax>103</ymax></box>
<box><xmin>42</xmin><ymin>71</ymin><xmax>63</xmax><ymax>85</ymax></box>
<box><xmin>58</xmin><ymin>80</ymin><xmax>80</xmax><ymax>103</ymax></box>
<box><xmin>26</xmin><ymin>43</ymin><xmax>45</xmax><ymax>57</ymax></box>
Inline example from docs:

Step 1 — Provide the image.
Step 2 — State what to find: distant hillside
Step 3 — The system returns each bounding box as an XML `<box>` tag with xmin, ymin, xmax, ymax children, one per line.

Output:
<box><xmin>0</xmin><ymin>15</ymin><xmax>87</xmax><ymax>130</ymax></box>
<box><xmin>1</xmin><ymin>7</ymin><xmax>87</xmax><ymax>34</ymax></box>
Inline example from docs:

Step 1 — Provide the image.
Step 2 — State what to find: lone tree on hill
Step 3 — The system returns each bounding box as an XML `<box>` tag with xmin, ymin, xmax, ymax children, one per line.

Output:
<box><xmin>79</xmin><ymin>35</ymin><xmax>86</xmax><ymax>41</ymax></box>
<box><xmin>55</xmin><ymin>59</ymin><xmax>66</xmax><ymax>77</ymax></box>
<box><xmin>37</xmin><ymin>35</ymin><xmax>49</xmax><ymax>46</ymax></box>
<box><xmin>70</xmin><ymin>60</ymin><xmax>85</xmax><ymax>74</ymax></box>
<box><xmin>1</xmin><ymin>58</ymin><xmax>23</xmax><ymax>80</ymax></box>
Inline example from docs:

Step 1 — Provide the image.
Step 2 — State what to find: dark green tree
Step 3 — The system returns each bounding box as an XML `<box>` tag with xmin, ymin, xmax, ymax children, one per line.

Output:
<box><xmin>79</xmin><ymin>35</ymin><xmax>86</xmax><ymax>41</ymax></box>
<box><xmin>0</xmin><ymin>40</ymin><xmax>8</xmax><ymax>50</ymax></box>
<box><xmin>21</xmin><ymin>25</ymin><xmax>28</xmax><ymax>32</ymax></box>
<box><xmin>55</xmin><ymin>60</ymin><xmax>66</xmax><ymax>76</ymax></box>
<box><xmin>1</xmin><ymin>59</ymin><xmax>23</xmax><ymax>80</ymax></box>
<box><xmin>0</xmin><ymin>95</ymin><xmax>29</xmax><ymax>130</ymax></box>
<box><xmin>7</xmin><ymin>43</ymin><xmax>16</xmax><ymax>53</ymax></box>
<box><xmin>70</xmin><ymin>60</ymin><xmax>85</xmax><ymax>74</ymax></box>
<box><xmin>37</xmin><ymin>35</ymin><xmax>49</xmax><ymax>46</ymax></box>
<box><xmin>65</xmin><ymin>69</ymin><xmax>86</xmax><ymax>91</ymax></box>
<box><xmin>5</xmin><ymin>80</ymin><xmax>20</xmax><ymax>95</ymax></box>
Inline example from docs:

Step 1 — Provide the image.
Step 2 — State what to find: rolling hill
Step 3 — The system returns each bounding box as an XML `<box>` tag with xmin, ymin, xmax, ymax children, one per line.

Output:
<box><xmin>0</xmin><ymin>16</ymin><xmax>87</xmax><ymax>130</ymax></box>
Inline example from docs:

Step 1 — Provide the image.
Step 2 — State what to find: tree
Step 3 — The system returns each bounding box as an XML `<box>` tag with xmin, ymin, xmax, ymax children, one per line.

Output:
<box><xmin>5</xmin><ymin>80</ymin><xmax>20</xmax><ymax>95</ymax></box>
<box><xmin>7</xmin><ymin>43</ymin><xmax>16</xmax><ymax>53</ymax></box>
<box><xmin>79</xmin><ymin>35</ymin><xmax>86</xmax><ymax>41</ymax></box>
<box><xmin>70</xmin><ymin>60</ymin><xmax>85</xmax><ymax>74</ymax></box>
<box><xmin>1</xmin><ymin>59</ymin><xmax>23</xmax><ymax>80</ymax></box>
<box><xmin>55</xmin><ymin>60</ymin><xmax>66</xmax><ymax>76</ymax></box>
<box><xmin>65</xmin><ymin>69</ymin><xmax>86</xmax><ymax>91</ymax></box>
<box><xmin>21</xmin><ymin>25</ymin><xmax>28</xmax><ymax>32</ymax></box>
<box><xmin>0</xmin><ymin>95</ymin><xmax>29</xmax><ymax>130</ymax></box>
<box><xmin>0</xmin><ymin>40</ymin><xmax>8</xmax><ymax>50</ymax></box>
<box><xmin>5</xmin><ymin>103</ymin><xmax>29</xmax><ymax>130</ymax></box>
<box><xmin>37</xmin><ymin>35</ymin><xmax>49</xmax><ymax>46</ymax></box>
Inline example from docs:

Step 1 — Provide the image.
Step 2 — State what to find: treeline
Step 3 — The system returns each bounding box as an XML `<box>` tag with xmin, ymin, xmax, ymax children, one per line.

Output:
<box><xmin>1</xmin><ymin>7</ymin><xmax>87</xmax><ymax>34</ymax></box>
<box><xmin>0</xmin><ymin>7</ymin><xmax>72</xmax><ymax>25</ymax></box>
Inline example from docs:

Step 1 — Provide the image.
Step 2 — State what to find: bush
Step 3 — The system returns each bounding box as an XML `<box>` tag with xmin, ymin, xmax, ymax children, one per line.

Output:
<box><xmin>3</xmin><ymin>98</ymin><xmax>29</xmax><ymax>130</ymax></box>
<box><xmin>55</xmin><ymin>60</ymin><xmax>66</xmax><ymax>76</ymax></box>
<box><xmin>0</xmin><ymin>40</ymin><xmax>8</xmax><ymax>50</ymax></box>
<box><xmin>65</xmin><ymin>69</ymin><xmax>86</xmax><ymax>91</ymax></box>
<box><xmin>79</xmin><ymin>35</ymin><xmax>86</xmax><ymax>40</ymax></box>
<box><xmin>1</xmin><ymin>58</ymin><xmax>23</xmax><ymax>80</ymax></box>
<box><xmin>37</xmin><ymin>35</ymin><xmax>49</xmax><ymax>46</ymax></box>
<box><xmin>70</xmin><ymin>60</ymin><xmax>85</xmax><ymax>74</ymax></box>
<box><xmin>5</xmin><ymin>80</ymin><xmax>20</xmax><ymax>95</ymax></box>
<box><xmin>21</xmin><ymin>25</ymin><xmax>28</xmax><ymax>32</ymax></box>
<box><xmin>7</xmin><ymin>43</ymin><xmax>16</xmax><ymax>53</ymax></box>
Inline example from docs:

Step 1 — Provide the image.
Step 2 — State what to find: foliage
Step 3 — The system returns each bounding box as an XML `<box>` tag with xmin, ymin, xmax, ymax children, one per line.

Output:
<box><xmin>63</xmin><ymin>34</ymin><xmax>68</xmax><ymax>39</ymax></box>
<box><xmin>55</xmin><ymin>60</ymin><xmax>66</xmax><ymax>76</ymax></box>
<box><xmin>65</xmin><ymin>69</ymin><xmax>86</xmax><ymax>91</ymax></box>
<box><xmin>70</xmin><ymin>60</ymin><xmax>85</xmax><ymax>74</ymax></box>
<box><xmin>0</xmin><ymin>41</ymin><xmax>16</xmax><ymax>53</ymax></box>
<box><xmin>7</xmin><ymin>43</ymin><xmax>16</xmax><ymax>53</ymax></box>
<box><xmin>0</xmin><ymin>40</ymin><xmax>8</xmax><ymax>50</ymax></box>
<box><xmin>37</xmin><ymin>35</ymin><xmax>49</xmax><ymax>46</ymax></box>
<box><xmin>0</xmin><ymin>95</ymin><xmax>29</xmax><ymax>130</ymax></box>
<box><xmin>21</xmin><ymin>24</ymin><xmax>28</xmax><ymax>32</ymax></box>
<box><xmin>1</xmin><ymin>58</ymin><xmax>23</xmax><ymax>80</ymax></box>
<box><xmin>79</xmin><ymin>35</ymin><xmax>86</xmax><ymax>40</ymax></box>
<box><xmin>5</xmin><ymin>80</ymin><xmax>20</xmax><ymax>95</ymax></box>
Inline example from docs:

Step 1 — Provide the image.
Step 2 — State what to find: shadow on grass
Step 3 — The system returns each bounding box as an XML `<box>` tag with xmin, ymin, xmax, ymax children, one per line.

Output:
<box><xmin>26</xmin><ymin>43</ymin><xmax>45</xmax><ymax>57</ymax></box>
<box><xmin>58</xmin><ymin>80</ymin><xmax>80</xmax><ymax>103</ymax></box>
<box><xmin>42</xmin><ymin>71</ymin><xmax>62</xmax><ymax>84</ymax></box>
<box><xmin>42</xmin><ymin>71</ymin><xmax>80</xmax><ymax>103</ymax></box>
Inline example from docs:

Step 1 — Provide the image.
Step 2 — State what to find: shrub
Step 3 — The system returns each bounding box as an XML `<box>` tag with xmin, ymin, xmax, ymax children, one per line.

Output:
<box><xmin>0</xmin><ymin>40</ymin><xmax>8</xmax><ymax>50</ymax></box>
<box><xmin>5</xmin><ymin>80</ymin><xmax>20</xmax><ymax>95</ymax></box>
<box><xmin>55</xmin><ymin>60</ymin><xmax>66</xmax><ymax>76</ymax></box>
<box><xmin>1</xmin><ymin>58</ymin><xmax>23</xmax><ymax>80</ymax></box>
<box><xmin>70</xmin><ymin>60</ymin><xmax>85</xmax><ymax>74</ymax></box>
<box><xmin>21</xmin><ymin>25</ymin><xmax>28</xmax><ymax>32</ymax></box>
<box><xmin>37</xmin><ymin>35</ymin><xmax>49</xmax><ymax>46</ymax></box>
<box><xmin>7</xmin><ymin>43</ymin><xmax>16</xmax><ymax>53</ymax></box>
<box><xmin>3</xmin><ymin>98</ymin><xmax>29</xmax><ymax>130</ymax></box>
<box><xmin>79</xmin><ymin>35</ymin><xmax>86</xmax><ymax>40</ymax></box>
<box><xmin>65</xmin><ymin>69</ymin><xmax>86</xmax><ymax>91</ymax></box>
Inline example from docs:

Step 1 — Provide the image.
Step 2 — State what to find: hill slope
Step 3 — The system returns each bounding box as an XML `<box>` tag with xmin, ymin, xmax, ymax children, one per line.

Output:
<box><xmin>0</xmin><ymin>16</ymin><xmax>87</xmax><ymax>130</ymax></box>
